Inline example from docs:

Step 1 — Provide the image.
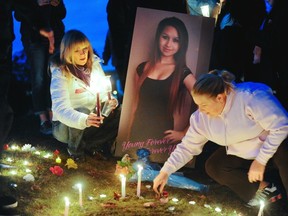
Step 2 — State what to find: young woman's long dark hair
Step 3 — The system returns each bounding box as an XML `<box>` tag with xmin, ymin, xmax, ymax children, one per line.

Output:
<box><xmin>136</xmin><ymin>16</ymin><xmax>190</xmax><ymax>113</ymax></box>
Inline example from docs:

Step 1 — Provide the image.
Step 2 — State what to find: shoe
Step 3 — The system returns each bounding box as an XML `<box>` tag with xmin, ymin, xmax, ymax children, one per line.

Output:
<box><xmin>39</xmin><ymin>121</ymin><xmax>52</xmax><ymax>135</ymax></box>
<box><xmin>246</xmin><ymin>183</ymin><xmax>282</xmax><ymax>208</ymax></box>
<box><xmin>67</xmin><ymin>148</ymin><xmax>86</xmax><ymax>162</ymax></box>
<box><xmin>91</xmin><ymin>150</ymin><xmax>108</xmax><ymax>161</ymax></box>
<box><xmin>0</xmin><ymin>196</ymin><xmax>17</xmax><ymax>209</ymax></box>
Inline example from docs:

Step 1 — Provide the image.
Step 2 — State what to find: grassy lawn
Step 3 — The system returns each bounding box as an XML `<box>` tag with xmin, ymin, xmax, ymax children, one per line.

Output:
<box><xmin>1</xmin><ymin>114</ymin><xmax>287</xmax><ymax>216</ymax></box>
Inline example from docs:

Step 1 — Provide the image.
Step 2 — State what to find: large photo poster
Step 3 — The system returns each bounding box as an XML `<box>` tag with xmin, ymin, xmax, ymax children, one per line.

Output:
<box><xmin>114</xmin><ymin>7</ymin><xmax>215</xmax><ymax>163</ymax></box>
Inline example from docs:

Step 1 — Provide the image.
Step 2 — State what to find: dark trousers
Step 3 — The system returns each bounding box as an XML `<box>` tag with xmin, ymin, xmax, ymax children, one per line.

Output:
<box><xmin>205</xmin><ymin>138</ymin><xmax>288</xmax><ymax>202</ymax></box>
<box><xmin>52</xmin><ymin>107</ymin><xmax>121</xmax><ymax>155</ymax></box>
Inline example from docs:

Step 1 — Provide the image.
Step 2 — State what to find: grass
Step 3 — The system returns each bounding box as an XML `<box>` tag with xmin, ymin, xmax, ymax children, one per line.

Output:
<box><xmin>2</xmin><ymin>142</ymin><xmax>287</xmax><ymax>216</ymax></box>
<box><xmin>1</xmin><ymin>113</ymin><xmax>288</xmax><ymax>216</ymax></box>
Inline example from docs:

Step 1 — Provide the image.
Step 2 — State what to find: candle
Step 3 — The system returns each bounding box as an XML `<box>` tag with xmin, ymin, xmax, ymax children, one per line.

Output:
<box><xmin>136</xmin><ymin>165</ymin><xmax>143</xmax><ymax>197</ymax></box>
<box><xmin>200</xmin><ymin>5</ymin><xmax>210</xmax><ymax>17</ymax></box>
<box><xmin>120</xmin><ymin>174</ymin><xmax>126</xmax><ymax>198</ymax></box>
<box><xmin>77</xmin><ymin>183</ymin><xmax>83</xmax><ymax>207</ymax></box>
<box><xmin>56</xmin><ymin>157</ymin><xmax>61</xmax><ymax>164</ymax></box>
<box><xmin>96</xmin><ymin>92</ymin><xmax>101</xmax><ymax>117</ymax></box>
<box><xmin>257</xmin><ymin>200</ymin><xmax>265</xmax><ymax>216</ymax></box>
<box><xmin>64</xmin><ymin>197</ymin><xmax>69</xmax><ymax>216</ymax></box>
<box><xmin>108</xmin><ymin>91</ymin><xmax>112</xmax><ymax>100</ymax></box>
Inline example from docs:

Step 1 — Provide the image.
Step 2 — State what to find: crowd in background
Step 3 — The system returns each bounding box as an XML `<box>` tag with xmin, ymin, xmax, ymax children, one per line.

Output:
<box><xmin>2</xmin><ymin>0</ymin><xmax>287</xmax><ymax>138</ymax></box>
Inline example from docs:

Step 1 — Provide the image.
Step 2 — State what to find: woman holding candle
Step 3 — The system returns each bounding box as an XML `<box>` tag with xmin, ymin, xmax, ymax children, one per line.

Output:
<box><xmin>153</xmin><ymin>70</ymin><xmax>288</xmax><ymax>209</ymax></box>
<box><xmin>49</xmin><ymin>30</ymin><xmax>120</xmax><ymax>161</ymax></box>
<box><xmin>128</xmin><ymin>16</ymin><xmax>196</xmax><ymax>143</ymax></box>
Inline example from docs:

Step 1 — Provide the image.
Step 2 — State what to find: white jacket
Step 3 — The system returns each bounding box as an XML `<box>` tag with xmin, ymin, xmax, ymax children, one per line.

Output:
<box><xmin>161</xmin><ymin>82</ymin><xmax>288</xmax><ymax>175</ymax></box>
<box><xmin>50</xmin><ymin>57</ymin><xmax>109</xmax><ymax>130</ymax></box>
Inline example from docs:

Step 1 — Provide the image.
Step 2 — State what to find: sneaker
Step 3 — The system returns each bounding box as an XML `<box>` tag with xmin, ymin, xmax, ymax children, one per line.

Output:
<box><xmin>246</xmin><ymin>183</ymin><xmax>282</xmax><ymax>207</ymax></box>
<box><xmin>39</xmin><ymin>121</ymin><xmax>52</xmax><ymax>135</ymax></box>
<box><xmin>0</xmin><ymin>196</ymin><xmax>17</xmax><ymax>209</ymax></box>
<box><xmin>67</xmin><ymin>148</ymin><xmax>86</xmax><ymax>162</ymax></box>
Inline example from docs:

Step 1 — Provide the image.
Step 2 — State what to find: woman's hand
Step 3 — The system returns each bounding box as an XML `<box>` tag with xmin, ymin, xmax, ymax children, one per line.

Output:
<box><xmin>153</xmin><ymin>171</ymin><xmax>169</xmax><ymax>198</ymax></box>
<box><xmin>86</xmin><ymin>113</ymin><xmax>104</xmax><ymax>128</ymax></box>
<box><xmin>248</xmin><ymin>159</ymin><xmax>265</xmax><ymax>183</ymax></box>
<box><xmin>164</xmin><ymin>130</ymin><xmax>185</xmax><ymax>143</ymax></box>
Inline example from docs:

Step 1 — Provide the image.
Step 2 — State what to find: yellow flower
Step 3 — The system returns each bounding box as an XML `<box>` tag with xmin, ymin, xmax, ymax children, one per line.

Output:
<box><xmin>65</xmin><ymin>158</ymin><xmax>78</xmax><ymax>169</ymax></box>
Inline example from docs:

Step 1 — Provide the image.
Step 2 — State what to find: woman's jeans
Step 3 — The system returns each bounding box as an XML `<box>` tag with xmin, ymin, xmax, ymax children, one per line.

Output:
<box><xmin>205</xmin><ymin>138</ymin><xmax>288</xmax><ymax>203</ymax></box>
<box><xmin>52</xmin><ymin>107</ymin><xmax>121</xmax><ymax>156</ymax></box>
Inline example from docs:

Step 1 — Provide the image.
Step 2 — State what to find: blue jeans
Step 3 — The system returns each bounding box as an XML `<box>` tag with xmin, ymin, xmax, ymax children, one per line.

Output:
<box><xmin>22</xmin><ymin>41</ymin><xmax>51</xmax><ymax>115</ymax></box>
<box><xmin>52</xmin><ymin>107</ymin><xmax>121</xmax><ymax>156</ymax></box>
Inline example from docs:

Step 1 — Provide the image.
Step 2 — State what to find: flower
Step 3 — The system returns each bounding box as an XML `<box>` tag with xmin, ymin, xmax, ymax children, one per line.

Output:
<box><xmin>23</xmin><ymin>174</ymin><xmax>35</xmax><ymax>182</ymax></box>
<box><xmin>21</xmin><ymin>144</ymin><xmax>35</xmax><ymax>152</ymax></box>
<box><xmin>136</xmin><ymin>148</ymin><xmax>151</xmax><ymax>159</ymax></box>
<box><xmin>115</xmin><ymin>154</ymin><xmax>135</xmax><ymax>179</ymax></box>
<box><xmin>49</xmin><ymin>166</ymin><xmax>64</xmax><ymax>176</ymax></box>
<box><xmin>3</xmin><ymin>144</ymin><xmax>9</xmax><ymax>150</ymax></box>
<box><xmin>115</xmin><ymin>164</ymin><xmax>130</xmax><ymax>176</ymax></box>
<box><xmin>53</xmin><ymin>149</ymin><xmax>60</xmax><ymax>156</ymax></box>
<box><xmin>65</xmin><ymin>158</ymin><xmax>78</xmax><ymax>169</ymax></box>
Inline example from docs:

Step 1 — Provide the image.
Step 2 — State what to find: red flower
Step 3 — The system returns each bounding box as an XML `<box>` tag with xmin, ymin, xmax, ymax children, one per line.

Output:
<box><xmin>3</xmin><ymin>144</ymin><xmax>9</xmax><ymax>150</ymax></box>
<box><xmin>53</xmin><ymin>149</ymin><xmax>60</xmax><ymax>156</ymax></box>
<box><xmin>162</xmin><ymin>191</ymin><xmax>169</xmax><ymax>198</ymax></box>
<box><xmin>49</xmin><ymin>166</ymin><xmax>64</xmax><ymax>176</ymax></box>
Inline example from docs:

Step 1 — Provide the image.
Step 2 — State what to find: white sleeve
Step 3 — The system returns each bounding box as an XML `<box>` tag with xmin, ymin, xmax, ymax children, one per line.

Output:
<box><xmin>50</xmin><ymin>66</ymin><xmax>88</xmax><ymax>130</ymax></box>
<box><xmin>161</xmin><ymin>112</ymin><xmax>208</xmax><ymax>175</ymax></box>
<box><xmin>247</xmin><ymin>90</ymin><xmax>288</xmax><ymax>165</ymax></box>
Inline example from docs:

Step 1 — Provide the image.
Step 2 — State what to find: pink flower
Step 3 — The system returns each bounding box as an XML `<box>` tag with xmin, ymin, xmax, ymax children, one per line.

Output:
<box><xmin>49</xmin><ymin>166</ymin><xmax>64</xmax><ymax>176</ymax></box>
<box><xmin>53</xmin><ymin>149</ymin><xmax>60</xmax><ymax>156</ymax></box>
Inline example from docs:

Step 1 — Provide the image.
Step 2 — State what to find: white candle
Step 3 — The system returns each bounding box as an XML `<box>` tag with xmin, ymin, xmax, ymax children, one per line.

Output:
<box><xmin>257</xmin><ymin>200</ymin><xmax>265</xmax><ymax>216</ymax></box>
<box><xmin>120</xmin><ymin>174</ymin><xmax>126</xmax><ymax>198</ymax></box>
<box><xmin>136</xmin><ymin>165</ymin><xmax>143</xmax><ymax>197</ymax></box>
<box><xmin>64</xmin><ymin>197</ymin><xmax>69</xmax><ymax>216</ymax></box>
<box><xmin>77</xmin><ymin>183</ymin><xmax>83</xmax><ymax>207</ymax></box>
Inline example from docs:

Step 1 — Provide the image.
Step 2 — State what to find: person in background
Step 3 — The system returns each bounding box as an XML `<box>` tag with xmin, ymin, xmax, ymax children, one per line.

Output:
<box><xmin>0</xmin><ymin>0</ymin><xmax>14</xmax><ymax>146</ymax></box>
<box><xmin>50</xmin><ymin>30</ymin><xmax>120</xmax><ymax>161</ymax></box>
<box><xmin>209</xmin><ymin>0</ymin><xmax>266</xmax><ymax>82</ymax></box>
<box><xmin>251</xmin><ymin>0</ymin><xmax>288</xmax><ymax>111</ymax></box>
<box><xmin>128</xmin><ymin>17</ymin><xmax>196</xmax><ymax>144</ymax></box>
<box><xmin>153</xmin><ymin>70</ymin><xmax>288</xmax><ymax>208</ymax></box>
<box><xmin>13</xmin><ymin>0</ymin><xmax>66</xmax><ymax>135</ymax></box>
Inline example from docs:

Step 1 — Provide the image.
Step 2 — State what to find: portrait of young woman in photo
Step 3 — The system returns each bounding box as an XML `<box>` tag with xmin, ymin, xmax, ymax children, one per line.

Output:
<box><xmin>128</xmin><ymin>16</ymin><xmax>196</xmax><ymax>144</ymax></box>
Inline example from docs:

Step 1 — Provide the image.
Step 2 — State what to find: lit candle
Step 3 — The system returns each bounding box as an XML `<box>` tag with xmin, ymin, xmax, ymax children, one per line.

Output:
<box><xmin>77</xmin><ymin>183</ymin><xmax>83</xmax><ymax>207</ymax></box>
<box><xmin>200</xmin><ymin>5</ymin><xmax>210</xmax><ymax>17</ymax></box>
<box><xmin>64</xmin><ymin>197</ymin><xmax>69</xmax><ymax>216</ymax></box>
<box><xmin>120</xmin><ymin>174</ymin><xmax>126</xmax><ymax>198</ymax></box>
<box><xmin>136</xmin><ymin>165</ymin><xmax>143</xmax><ymax>197</ymax></box>
<box><xmin>257</xmin><ymin>200</ymin><xmax>265</xmax><ymax>216</ymax></box>
<box><xmin>56</xmin><ymin>156</ymin><xmax>61</xmax><ymax>164</ymax></box>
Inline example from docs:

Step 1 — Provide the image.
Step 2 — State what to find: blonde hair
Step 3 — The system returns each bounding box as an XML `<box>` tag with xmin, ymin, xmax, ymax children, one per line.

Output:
<box><xmin>59</xmin><ymin>30</ymin><xmax>94</xmax><ymax>76</ymax></box>
<box><xmin>192</xmin><ymin>69</ymin><xmax>235</xmax><ymax>98</ymax></box>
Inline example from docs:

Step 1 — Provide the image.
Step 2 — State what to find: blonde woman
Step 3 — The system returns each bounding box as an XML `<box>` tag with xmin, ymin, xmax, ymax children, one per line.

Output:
<box><xmin>50</xmin><ymin>30</ymin><xmax>120</xmax><ymax>161</ymax></box>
